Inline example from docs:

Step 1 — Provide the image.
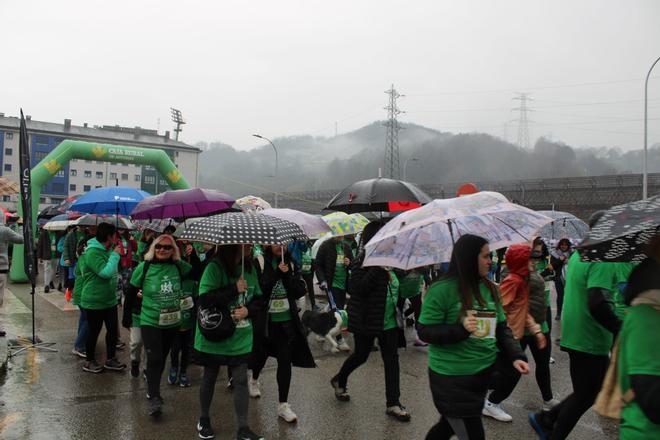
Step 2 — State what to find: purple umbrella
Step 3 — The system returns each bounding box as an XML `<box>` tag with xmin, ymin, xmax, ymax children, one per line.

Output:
<box><xmin>130</xmin><ymin>188</ymin><xmax>236</xmax><ymax>220</ymax></box>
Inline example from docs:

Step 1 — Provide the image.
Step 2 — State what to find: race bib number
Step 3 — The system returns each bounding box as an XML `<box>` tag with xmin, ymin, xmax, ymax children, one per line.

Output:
<box><xmin>159</xmin><ymin>307</ymin><xmax>181</xmax><ymax>326</ymax></box>
<box><xmin>336</xmin><ymin>254</ymin><xmax>344</xmax><ymax>264</ymax></box>
<box><xmin>469</xmin><ymin>311</ymin><xmax>496</xmax><ymax>339</ymax></box>
<box><xmin>180</xmin><ymin>296</ymin><xmax>194</xmax><ymax>311</ymax></box>
<box><xmin>269</xmin><ymin>298</ymin><xmax>290</xmax><ymax>314</ymax></box>
<box><xmin>302</xmin><ymin>263</ymin><xmax>312</xmax><ymax>272</ymax></box>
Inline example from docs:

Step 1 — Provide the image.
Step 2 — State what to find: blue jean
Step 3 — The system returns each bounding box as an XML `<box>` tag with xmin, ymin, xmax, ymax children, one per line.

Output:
<box><xmin>74</xmin><ymin>307</ymin><xmax>89</xmax><ymax>351</ymax></box>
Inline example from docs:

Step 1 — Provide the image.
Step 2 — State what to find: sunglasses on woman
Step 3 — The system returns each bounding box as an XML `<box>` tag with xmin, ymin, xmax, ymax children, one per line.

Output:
<box><xmin>155</xmin><ymin>244</ymin><xmax>174</xmax><ymax>250</ymax></box>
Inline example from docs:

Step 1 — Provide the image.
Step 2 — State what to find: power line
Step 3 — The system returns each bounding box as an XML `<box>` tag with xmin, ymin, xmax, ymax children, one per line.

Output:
<box><xmin>512</xmin><ymin>93</ymin><xmax>533</xmax><ymax>148</ymax></box>
<box><xmin>384</xmin><ymin>84</ymin><xmax>404</xmax><ymax>179</ymax></box>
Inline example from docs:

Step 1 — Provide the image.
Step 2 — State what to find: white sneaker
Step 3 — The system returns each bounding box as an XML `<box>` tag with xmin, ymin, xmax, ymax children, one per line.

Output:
<box><xmin>278</xmin><ymin>402</ymin><xmax>298</xmax><ymax>423</ymax></box>
<box><xmin>543</xmin><ymin>397</ymin><xmax>561</xmax><ymax>411</ymax></box>
<box><xmin>549</xmin><ymin>356</ymin><xmax>556</xmax><ymax>364</ymax></box>
<box><xmin>248</xmin><ymin>375</ymin><xmax>261</xmax><ymax>398</ymax></box>
<box><xmin>482</xmin><ymin>400</ymin><xmax>513</xmax><ymax>422</ymax></box>
<box><xmin>337</xmin><ymin>339</ymin><xmax>350</xmax><ymax>352</ymax></box>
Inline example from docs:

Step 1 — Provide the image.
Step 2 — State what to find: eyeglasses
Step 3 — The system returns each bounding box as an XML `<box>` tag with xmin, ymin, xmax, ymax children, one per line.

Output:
<box><xmin>155</xmin><ymin>244</ymin><xmax>174</xmax><ymax>251</ymax></box>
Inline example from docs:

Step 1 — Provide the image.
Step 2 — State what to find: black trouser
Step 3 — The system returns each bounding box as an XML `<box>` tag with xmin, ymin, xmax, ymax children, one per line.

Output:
<box><xmin>200</xmin><ymin>362</ymin><xmax>249</xmax><ymax>428</ymax></box>
<box><xmin>141</xmin><ymin>325</ymin><xmax>177</xmax><ymax>399</ymax></box>
<box><xmin>302</xmin><ymin>273</ymin><xmax>315</xmax><ymax>308</ymax></box>
<box><xmin>540</xmin><ymin>350</ymin><xmax>609</xmax><ymax>440</ymax></box>
<box><xmin>335</xmin><ymin>329</ymin><xmax>401</xmax><ymax>407</ymax></box>
<box><xmin>554</xmin><ymin>277</ymin><xmax>565</xmax><ymax>317</ymax></box>
<box><xmin>170</xmin><ymin>328</ymin><xmax>192</xmax><ymax>375</ymax></box>
<box><xmin>330</xmin><ymin>287</ymin><xmax>346</xmax><ymax>310</ymax></box>
<box><xmin>251</xmin><ymin>320</ymin><xmax>294</xmax><ymax>403</ymax></box>
<box><xmin>488</xmin><ymin>333</ymin><xmax>553</xmax><ymax>403</ymax></box>
<box><xmin>427</xmin><ymin>369</ymin><xmax>485</xmax><ymax>440</ymax></box>
<box><xmin>426</xmin><ymin>415</ymin><xmax>484</xmax><ymax>440</ymax></box>
<box><xmin>398</xmin><ymin>295</ymin><xmax>422</xmax><ymax>323</ymax></box>
<box><xmin>85</xmin><ymin>306</ymin><xmax>118</xmax><ymax>362</ymax></box>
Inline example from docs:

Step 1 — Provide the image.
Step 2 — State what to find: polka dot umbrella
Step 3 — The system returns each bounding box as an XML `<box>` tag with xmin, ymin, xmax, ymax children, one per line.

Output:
<box><xmin>179</xmin><ymin>211</ymin><xmax>308</xmax><ymax>247</ymax></box>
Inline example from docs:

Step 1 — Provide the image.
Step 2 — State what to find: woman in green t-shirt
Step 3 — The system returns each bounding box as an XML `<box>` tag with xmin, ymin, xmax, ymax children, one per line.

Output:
<box><xmin>418</xmin><ymin>234</ymin><xmax>529</xmax><ymax>440</ymax></box>
<box><xmin>249</xmin><ymin>245</ymin><xmax>315</xmax><ymax>423</ymax></box>
<box><xmin>123</xmin><ymin>234</ymin><xmax>192</xmax><ymax>417</ymax></box>
<box><xmin>195</xmin><ymin>244</ymin><xmax>264</xmax><ymax>440</ymax></box>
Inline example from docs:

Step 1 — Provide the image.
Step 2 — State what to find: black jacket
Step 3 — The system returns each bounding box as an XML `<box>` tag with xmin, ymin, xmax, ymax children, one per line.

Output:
<box><xmin>254</xmin><ymin>253</ymin><xmax>315</xmax><ymax>368</ymax></box>
<box><xmin>314</xmin><ymin>239</ymin><xmax>353</xmax><ymax>288</ymax></box>
<box><xmin>346</xmin><ymin>255</ymin><xmax>406</xmax><ymax>346</ymax></box>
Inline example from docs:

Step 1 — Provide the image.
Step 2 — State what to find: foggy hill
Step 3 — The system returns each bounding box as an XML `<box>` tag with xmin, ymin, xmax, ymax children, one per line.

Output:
<box><xmin>197</xmin><ymin>121</ymin><xmax>660</xmax><ymax>196</ymax></box>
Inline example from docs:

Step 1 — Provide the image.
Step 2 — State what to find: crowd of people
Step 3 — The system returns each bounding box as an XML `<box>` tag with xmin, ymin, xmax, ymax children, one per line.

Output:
<box><xmin>6</xmin><ymin>207</ymin><xmax>656</xmax><ymax>440</ymax></box>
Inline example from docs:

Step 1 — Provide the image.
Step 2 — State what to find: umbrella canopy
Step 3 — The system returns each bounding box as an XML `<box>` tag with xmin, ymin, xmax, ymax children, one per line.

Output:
<box><xmin>325</xmin><ymin>178</ymin><xmax>432</xmax><ymax>213</ymax></box>
<box><xmin>362</xmin><ymin>191</ymin><xmax>553</xmax><ymax>270</ymax></box>
<box><xmin>130</xmin><ymin>188</ymin><xmax>235</xmax><ymax>220</ymax></box>
<box><xmin>179</xmin><ymin>212</ymin><xmax>307</xmax><ymax>246</ymax></box>
<box><xmin>134</xmin><ymin>218</ymin><xmax>178</xmax><ymax>233</ymax></box>
<box><xmin>310</xmin><ymin>232</ymin><xmax>333</xmax><ymax>259</ymax></box>
<box><xmin>0</xmin><ymin>177</ymin><xmax>19</xmax><ymax>196</ymax></box>
<box><xmin>43</xmin><ymin>214</ymin><xmax>76</xmax><ymax>231</ymax></box>
<box><xmin>236</xmin><ymin>195</ymin><xmax>272</xmax><ymax>212</ymax></box>
<box><xmin>38</xmin><ymin>194</ymin><xmax>85</xmax><ymax>219</ymax></box>
<box><xmin>578</xmin><ymin>195</ymin><xmax>660</xmax><ymax>262</ymax></box>
<box><xmin>75</xmin><ymin>214</ymin><xmax>134</xmax><ymax>230</ymax></box>
<box><xmin>38</xmin><ymin>205</ymin><xmax>63</xmax><ymax>220</ymax></box>
<box><xmin>322</xmin><ymin>212</ymin><xmax>370</xmax><ymax>237</ymax></box>
<box><xmin>261</xmin><ymin>208</ymin><xmax>331</xmax><ymax>239</ymax></box>
<box><xmin>537</xmin><ymin>211</ymin><xmax>589</xmax><ymax>241</ymax></box>
<box><xmin>71</xmin><ymin>186</ymin><xmax>150</xmax><ymax>216</ymax></box>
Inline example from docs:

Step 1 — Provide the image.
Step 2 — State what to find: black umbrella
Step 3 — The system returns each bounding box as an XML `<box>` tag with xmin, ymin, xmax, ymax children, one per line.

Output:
<box><xmin>325</xmin><ymin>177</ymin><xmax>432</xmax><ymax>213</ymax></box>
<box><xmin>578</xmin><ymin>195</ymin><xmax>660</xmax><ymax>262</ymax></box>
<box><xmin>178</xmin><ymin>212</ymin><xmax>308</xmax><ymax>246</ymax></box>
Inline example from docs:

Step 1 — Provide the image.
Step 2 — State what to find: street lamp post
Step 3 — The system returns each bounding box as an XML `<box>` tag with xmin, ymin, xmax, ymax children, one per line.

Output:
<box><xmin>644</xmin><ymin>56</ymin><xmax>660</xmax><ymax>200</ymax></box>
<box><xmin>403</xmin><ymin>157</ymin><xmax>419</xmax><ymax>182</ymax></box>
<box><xmin>253</xmin><ymin>134</ymin><xmax>278</xmax><ymax>208</ymax></box>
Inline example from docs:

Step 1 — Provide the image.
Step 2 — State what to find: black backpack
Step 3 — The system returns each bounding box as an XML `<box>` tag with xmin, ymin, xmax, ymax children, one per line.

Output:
<box><xmin>196</xmin><ymin>261</ymin><xmax>236</xmax><ymax>342</ymax></box>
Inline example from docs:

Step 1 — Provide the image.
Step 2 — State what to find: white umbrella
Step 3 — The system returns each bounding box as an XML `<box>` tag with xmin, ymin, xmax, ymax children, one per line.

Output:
<box><xmin>363</xmin><ymin>191</ymin><xmax>553</xmax><ymax>270</ymax></box>
<box><xmin>261</xmin><ymin>208</ymin><xmax>331</xmax><ymax>239</ymax></box>
<box><xmin>75</xmin><ymin>214</ymin><xmax>134</xmax><ymax>230</ymax></box>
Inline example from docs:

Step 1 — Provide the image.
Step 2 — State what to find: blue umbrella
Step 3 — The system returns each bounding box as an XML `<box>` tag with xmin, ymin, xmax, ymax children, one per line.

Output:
<box><xmin>71</xmin><ymin>187</ymin><xmax>150</xmax><ymax>216</ymax></box>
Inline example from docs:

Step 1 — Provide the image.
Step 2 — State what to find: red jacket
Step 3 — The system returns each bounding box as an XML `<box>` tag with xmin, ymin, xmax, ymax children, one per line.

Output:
<box><xmin>500</xmin><ymin>244</ymin><xmax>541</xmax><ymax>339</ymax></box>
<box><xmin>116</xmin><ymin>236</ymin><xmax>137</xmax><ymax>269</ymax></box>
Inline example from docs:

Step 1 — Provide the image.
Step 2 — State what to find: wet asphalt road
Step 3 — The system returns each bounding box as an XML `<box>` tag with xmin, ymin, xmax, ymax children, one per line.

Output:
<box><xmin>0</xmin><ymin>281</ymin><xmax>618</xmax><ymax>440</ymax></box>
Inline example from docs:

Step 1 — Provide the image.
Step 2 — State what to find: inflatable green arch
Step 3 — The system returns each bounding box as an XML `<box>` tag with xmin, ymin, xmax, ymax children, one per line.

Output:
<box><xmin>10</xmin><ymin>140</ymin><xmax>190</xmax><ymax>282</ymax></box>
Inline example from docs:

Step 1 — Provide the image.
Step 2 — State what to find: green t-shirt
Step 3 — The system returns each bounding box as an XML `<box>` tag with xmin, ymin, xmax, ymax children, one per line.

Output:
<box><xmin>613</xmin><ymin>262</ymin><xmax>636</xmax><ymax>320</ymax></box>
<box><xmin>419</xmin><ymin>277</ymin><xmax>506</xmax><ymax>375</ymax></box>
<box><xmin>399</xmin><ymin>272</ymin><xmax>423</xmax><ymax>299</ymax></box>
<box><xmin>130</xmin><ymin>260</ymin><xmax>192</xmax><ymax>329</ymax></box>
<box><xmin>560</xmin><ymin>252</ymin><xmax>616</xmax><ymax>356</ymax></box>
<box><xmin>301</xmin><ymin>249</ymin><xmax>313</xmax><ymax>275</ymax></box>
<box><xmin>383</xmin><ymin>271</ymin><xmax>400</xmax><ymax>331</ymax></box>
<box><xmin>332</xmin><ymin>244</ymin><xmax>347</xmax><ymax>289</ymax></box>
<box><xmin>618</xmin><ymin>304</ymin><xmax>660</xmax><ymax>439</ymax></box>
<box><xmin>268</xmin><ymin>261</ymin><xmax>293</xmax><ymax>322</ymax></box>
<box><xmin>180</xmin><ymin>278</ymin><xmax>198</xmax><ymax>330</ymax></box>
<box><xmin>194</xmin><ymin>260</ymin><xmax>262</xmax><ymax>357</ymax></box>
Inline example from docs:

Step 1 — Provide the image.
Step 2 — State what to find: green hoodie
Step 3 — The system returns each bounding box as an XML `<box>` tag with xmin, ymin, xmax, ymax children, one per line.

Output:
<box><xmin>80</xmin><ymin>238</ymin><xmax>121</xmax><ymax>310</ymax></box>
<box><xmin>72</xmin><ymin>253</ymin><xmax>85</xmax><ymax>306</ymax></box>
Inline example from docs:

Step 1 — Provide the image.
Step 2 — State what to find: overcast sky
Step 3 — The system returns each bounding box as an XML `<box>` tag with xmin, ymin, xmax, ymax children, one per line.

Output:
<box><xmin>2</xmin><ymin>0</ymin><xmax>660</xmax><ymax>151</ymax></box>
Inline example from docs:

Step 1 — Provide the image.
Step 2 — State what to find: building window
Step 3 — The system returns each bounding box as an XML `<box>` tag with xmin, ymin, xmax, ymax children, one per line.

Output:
<box><xmin>2</xmin><ymin>196</ymin><xmax>9</xmax><ymax>202</ymax></box>
<box><xmin>134</xmin><ymin>174</ymin><xmax>141</xmax><ymax>182</ymax></box>
<box><xmin>55</xmin><ymin>170</ymin><xmax>65</xmax><ymax>177</ymax></box>
<box><xmin>96</xmin><ymin>171</ymin><xmax>103</xmax><ymax>179</ymax></box>
<box><xmin>84</xmin><ymin>170</ymin><xmax>92</xmax><ymax>178</ymax></box>
<box><xmin>39</xmin><ymin>197</ymin><xmax>46</xmax><ymax>203</ymax></box>
<box><xmin>35</xmin><ymin>151</ymin><xmax>48</xmax><ymax>161</ymax></box>
<box><xmin>52</xmin><ymin>183</ymin><xmax>64</xmax><ymax>193</ymax></box>
<box><xmin>70</xmin><ymin>169</ymin><xmax>77</xmax><ymax>177</ymax></box>
<box><xmin>69</xmin><ymin>184</ymin><xmax>76</xmax><ymax>191</ymax></box>
<box><xmin>121</xmin><ymin>173</ymin><xmax>128</xmax><ymax>181</ymax></box>
<box><xmin>95</xmin><ymin>185</ymin><xmax>102</xmax><ymax>189</ymax></box>
<box><xmin>110</xmin><ymin>172</ymin><xmax>117</xmax><ymax>180</ymax></box>
<box><xmin>144</xmin><ymin>176</ymin><xmax>155</xmax><ymax>184</ymax></box>
<box><xmin>5</xmin><ymin>148</ymin><xmax>12</xmax><ymax>156</ymax></box>
<box><xmin>5</xmin><ymin>132</ymin><xmax>13</xmax><ymax>140</ymax></box>
<box><xmin>4</xmin><ymin>164</ymin><xmax>11</xmax><ymax>172</ymax></box>
<box><xmin>83</xmin><ymin>185</ymin><xmax>91</xmax><ymax>192</ymax></box>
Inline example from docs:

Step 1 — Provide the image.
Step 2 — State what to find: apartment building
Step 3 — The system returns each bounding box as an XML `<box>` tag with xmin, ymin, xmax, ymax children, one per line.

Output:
<box><xmin>0</xmin><ymin>113</ymin><xmax>200</xmax><ymax>209</ymax></box>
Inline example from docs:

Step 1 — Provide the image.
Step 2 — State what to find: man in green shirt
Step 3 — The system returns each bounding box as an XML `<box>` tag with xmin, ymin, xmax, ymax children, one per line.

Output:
<box><xmin>530</xmin><ymin>211</ymin><xmax>621</xmax><ymax>439</ymax></box>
